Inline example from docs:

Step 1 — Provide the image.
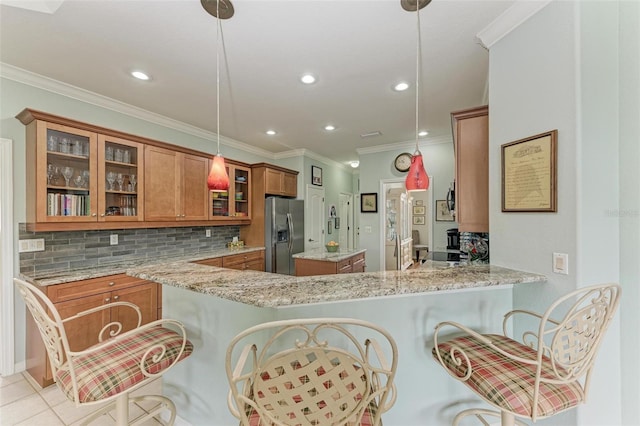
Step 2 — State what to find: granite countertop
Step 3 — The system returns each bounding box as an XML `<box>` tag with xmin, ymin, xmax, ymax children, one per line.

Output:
<box><xmin>292</xmin><ymin>248</ymin><xmax>366</xmax><ymax>262</ymax></box>
<box><xmin>20</xmin><ymin>247</ymin><xmax>546</xmax><ymax>308</ymax></box>
<box><xmin>127</xmin><ymin>260</ymin><xmax>546</xmax><ymax>308</ymax></box>
<box><xmin>20</xmin><ymin>246</ymin><xmax>266</xmax><ymax>286</ymax></box>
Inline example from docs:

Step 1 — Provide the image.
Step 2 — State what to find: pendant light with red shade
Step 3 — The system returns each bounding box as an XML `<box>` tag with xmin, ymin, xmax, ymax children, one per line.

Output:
<box><xmin>204</xmin><ymin>0</ymin><xmax>232</xmax><ymax>192</ymax></box>
<box><xmin>404</xmin><ymin>0</ymin><xmax>430</xmax><ymax>192</ymax></box>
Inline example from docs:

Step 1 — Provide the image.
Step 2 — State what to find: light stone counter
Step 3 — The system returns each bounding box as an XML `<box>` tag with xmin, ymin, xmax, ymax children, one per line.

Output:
<box><xmin>19</xmin><ymin>246</ymin><xmax>265</xmax><ymax>287</ymax></box>
<box><xmin>291</xmin><ymin>247</ymin><xmax>366</xmax><ymax>262</ymax></box>
<box><xmin>126</xmin><ymin>259</ymin><xmax>546</xmax><ymax>308</ymax></box>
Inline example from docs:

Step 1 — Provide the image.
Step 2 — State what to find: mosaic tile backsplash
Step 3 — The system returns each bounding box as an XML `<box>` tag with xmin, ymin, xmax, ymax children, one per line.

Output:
<box><xmin>19</xmin><ymin>224</ymin><xmax>240</xmax><ymax>275</ymax></box>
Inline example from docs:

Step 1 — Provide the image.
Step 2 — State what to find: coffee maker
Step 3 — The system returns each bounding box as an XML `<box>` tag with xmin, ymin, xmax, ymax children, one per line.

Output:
<box><xmin>446</xmin><ymin>228</ymin><xmax>460</xmax><ymax>251</ymax></box>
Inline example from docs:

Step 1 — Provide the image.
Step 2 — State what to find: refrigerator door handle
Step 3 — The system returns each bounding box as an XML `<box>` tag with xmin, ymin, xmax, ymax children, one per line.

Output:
<box><xmin>287</xmin><ymin>213</ymin><xmax>294</xmax><ymax>252</ymax></box>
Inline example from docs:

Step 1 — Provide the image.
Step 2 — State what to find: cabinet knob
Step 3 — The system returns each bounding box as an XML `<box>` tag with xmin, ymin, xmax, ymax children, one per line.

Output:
<box><xmin>105</xmin><ymin>297</ymin><xmax>111</xmax><ymax>302</ymax></box>
<box><xmin>113</xmin><ymin>295</ymin><xmax>120</xmax><ymax>300</ymax></box>
<box><xmin>108</xmin><ymin>281</ymin><xmax>115</xmax><ymax>286</ymax></box>
<box><xmin>101</xmin><ymin>214</ymin><xmax>105</xmax><ymax>217</ymax></box>
<box><xmin>92</xmin><ymin>213</ymin><xmax>97</xmax><ymax>217</ymax></box>
<box><xmin>176</xmin><ymin>215</ymin><xmax>180</xmax><ymax>218</ymax></box>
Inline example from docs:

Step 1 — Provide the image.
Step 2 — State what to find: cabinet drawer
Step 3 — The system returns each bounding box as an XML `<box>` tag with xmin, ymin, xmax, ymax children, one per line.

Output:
<box><xmin>337</xmin><ymin>259</ymin><xmax>352</xmax><ymax>274</ymax></box>
<box><xmin>222</xmin><ymin>250</ymin><xmax>264</xmax><ymax>268</ymax></box>
<box><xmin>352</xmin><ymin>253</ymin><xmax>366</xmax><ymax>271</ymax></box>
<box><xmin>193</xmin><ymin>257</ymin><xmax>223</xmax><ymax>267</ymax></box>
<box><xmin>46</xmin><ymin>274</ymin><xmax>147</xmax><ymax>303</ymax></box>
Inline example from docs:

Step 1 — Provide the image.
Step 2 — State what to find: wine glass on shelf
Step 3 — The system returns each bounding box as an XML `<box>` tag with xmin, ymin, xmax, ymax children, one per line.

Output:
<box><xmin>82</xmin><ymin>170</ymin><xmax>90</xmax><ymax>188</ymax></box>
<box><xmin>74</xmin><ymin>175</ymin><xmax>83</xmax><ymax>188</ymax></box>
<box><xmin>61</xmin><ymin>166</ymin><xmax>74</xmax><ymax>187</ymax></box>
<box><xmin>47</xmin><ymin>164</ymin><xmax>55</xmax><ymax>185</ymax></box>
<box><xmin>106</xmin><ymin>171</ymin><xmax>116</xmax><ymax>191</ymax></box>
<box><xmin>116</xmin><ymin>173</ymin><xmax>124</xmax><ymax>191</ymax></box>
<box><xmin>128</xmin><ymin>174</ymin><xmax>137</xmax><ymax>192</ymax></box>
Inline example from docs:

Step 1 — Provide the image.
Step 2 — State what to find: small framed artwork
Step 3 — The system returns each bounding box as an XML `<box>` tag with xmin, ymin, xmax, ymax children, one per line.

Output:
<box><xmin>413</xmin><ymin>205</ymin><xmax>425</xmax><ymax>215</ymax></box>
<box><xmin>360</xmin><ymin>193</ymin><xmax>378</xmax><ymax>213</ymax></box>
<box><xmin>436</xmin><ymin>200</ymin><xmax>454</xmax><ymax>221</ymax></box>
<box><xmin>413</xmin><ymin>216</ymin><xmax>425</xmax><ymax>225</ymax></box>
<box><xmin>501</xmin><ymin>130</ymin><xmax>557</xmax><ymax>212</ymax></box>
<box><xmin>312</xmin><ymin>165</ymin><xmax>323</xmax><ymax>186</ymax></box>
<box><xmin>415</xmin><ymin>200</ymin><xmax>423</xmax><ymax>206</ymax></box>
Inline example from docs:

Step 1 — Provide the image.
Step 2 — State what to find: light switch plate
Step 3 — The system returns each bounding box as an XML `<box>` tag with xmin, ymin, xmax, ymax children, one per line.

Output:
<box><xmin>553</xmin><ymin>252</ymin><xmax>569</xmax><ymax>274</ymax></box>
<box><xmin>18</xmin><ymin>239</ymin><xmax>45</xmax><ymax>252</ymax></box>
<box><xmin>110</xmin><ymin>234</ymin><xmax>118</xmax><ymax>245</ymax></box>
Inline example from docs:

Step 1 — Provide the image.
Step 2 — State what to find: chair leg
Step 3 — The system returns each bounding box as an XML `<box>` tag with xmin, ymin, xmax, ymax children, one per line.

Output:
<box><xmin>115</xmin><ymin>393</ymin><xmax>130</xmax><ymax>425</ymax></box>
<box><xmin>453</xmin><ymin>408</ymin><xmax>527</xmax><ymax>426</ymax></box>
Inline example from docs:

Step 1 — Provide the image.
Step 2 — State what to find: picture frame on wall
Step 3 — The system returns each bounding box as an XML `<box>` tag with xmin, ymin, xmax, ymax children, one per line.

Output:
<box><xmin>312</xmin><ymin>165</ymin><xmax>323</xmax><ymax>186</ymax></box>
<box><xmin>436</xmin><ymin>200</ymin><xmax>454</xmax><ymax>221</ymax></box>
<box><xmin>413</xmin><ymin>205</ymin><xmax>425</xmax><ymax>215</ymax></box>
<box><xmin>501</xmin><ymin>130</ymin><xmax>557</xmax><ymax>212</ymax></box>
<box><xmin>413</xmin><ymin>216</ymin><xmax>425</xmax><ymax>225</ymax></box>
<box><xmin>360</xmin><ymin>193</ymin><xmax>378</xmax><ymax>213</ymax></box>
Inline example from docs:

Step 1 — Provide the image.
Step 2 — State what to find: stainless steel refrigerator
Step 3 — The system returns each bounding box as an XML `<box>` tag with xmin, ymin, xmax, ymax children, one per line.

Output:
<box><xmin>265</xmin><ymin>197</ymin><xmax>305</xmax><ymax>274</ymax></box>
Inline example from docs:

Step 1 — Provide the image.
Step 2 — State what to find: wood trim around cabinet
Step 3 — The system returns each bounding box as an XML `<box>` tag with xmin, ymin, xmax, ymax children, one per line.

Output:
<box><xmin>17</xmin><ymin>108</ymin><xmax>251</xmax><ymax>169</ymax></box>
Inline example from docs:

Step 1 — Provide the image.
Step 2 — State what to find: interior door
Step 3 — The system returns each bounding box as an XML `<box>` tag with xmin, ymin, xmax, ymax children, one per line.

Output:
<box><xmin>338</xmin><ymin>193</ymin><xmax>353</xmax><ymax>249</ymax></box>
<box><xmin>305</xmin><ymin>185</ymin><xmax>324</xmax><ymax>251</ymax></box>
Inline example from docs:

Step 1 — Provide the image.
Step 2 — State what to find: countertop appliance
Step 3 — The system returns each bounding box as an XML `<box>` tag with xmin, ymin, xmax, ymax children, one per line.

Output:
<box><xmin>447</xmin><ymin>228</ymin><xmax>460</xmax><ymax>250</ymax></box>
<box><xmin>265</xmin><ymin>197</ymin><xmax>305</xmax><ymax>275</ymax></box>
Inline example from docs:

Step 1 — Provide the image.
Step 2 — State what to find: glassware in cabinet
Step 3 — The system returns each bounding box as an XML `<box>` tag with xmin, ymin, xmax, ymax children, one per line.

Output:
<box><xmin>98</xmin><ymin>135</ymin><xmax>144</xmax><ymax>221</ymax></box>
<box><xmin>39</xmin><ymin>123</ymin><xmax>98</xmax><ymax>222</ymax></box>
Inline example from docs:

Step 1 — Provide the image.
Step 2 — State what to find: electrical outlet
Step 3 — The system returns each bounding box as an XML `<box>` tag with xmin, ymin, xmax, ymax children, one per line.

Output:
<box><xmin>18</xmin><ymin>239</ymin><xmax>45</xmax><ymax>252</ymax></box>
<box><xmin>553</xmin><ymin>252</ymin><xmax>569</xmax><ymax>274</ymax></box>
<box><xmin>110</xmin><ymin>234</ymin><xmax>118</xmax><ymax>245</ymax></box>
<box><xmin>206</xmin><ymin>229</ymin><xmax>211</xmax><ymax>237</ymax></box>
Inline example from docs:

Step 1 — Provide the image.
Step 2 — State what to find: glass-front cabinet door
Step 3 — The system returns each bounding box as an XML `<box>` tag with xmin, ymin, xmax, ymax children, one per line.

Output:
<box><xmin>98</xmin><ymin>135</ymin><xmax>144</xmax><ymax>222</ymax></box>
<box><xmin>209</xmin><ymin>162</ymin><xmax>251</xmax><ymax>220</ymax></box>
<box><xmin>36</xmin><ymin>121</ymin><xmax>98</xmax><ymax>223</ymax></box>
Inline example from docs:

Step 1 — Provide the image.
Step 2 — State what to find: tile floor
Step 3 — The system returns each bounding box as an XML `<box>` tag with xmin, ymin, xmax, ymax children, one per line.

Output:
<box><xmin>0</xmin><ymin>371</ymin><xmax>169</xmax><ymax>425</ymax></box>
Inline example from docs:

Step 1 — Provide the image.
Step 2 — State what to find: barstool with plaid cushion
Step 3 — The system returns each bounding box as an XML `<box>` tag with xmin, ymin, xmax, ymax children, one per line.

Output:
<box><xmin>15</xmin><ymin>278</ymin><xmax>194</xmax><ymax>426</ymax></box>
<box><xmin>432</xmin><ymin>284</ymin><xmax>620</xmax><ymax>426</ymax></box>
<box><xmin>225</xmin><ymin>318</ymin><xmax>398</xmax><ymax>426</ymax></box>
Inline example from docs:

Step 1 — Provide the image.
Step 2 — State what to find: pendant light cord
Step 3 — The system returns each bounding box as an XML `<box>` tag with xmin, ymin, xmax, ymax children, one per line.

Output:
<box><xmin>414</xmin><ymin>1</ymin><xmax>421</xmax><ymax>154</ymax></box>
<box><xmin>216</xmin><ymin>0</ymin><xmax>221</xmax><ymax>156</ymax></box>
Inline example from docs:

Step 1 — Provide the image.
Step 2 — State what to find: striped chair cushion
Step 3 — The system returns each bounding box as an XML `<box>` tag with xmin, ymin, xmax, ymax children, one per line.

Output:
<box><xmin>57</xmin><ymin>326</ymin><xmax>193</xmax><ymax>403</ymax></box>
<box><xmin>433</xmin><ymin>334</ymin><xmax>584</xmax><ymax>418</ymax></box>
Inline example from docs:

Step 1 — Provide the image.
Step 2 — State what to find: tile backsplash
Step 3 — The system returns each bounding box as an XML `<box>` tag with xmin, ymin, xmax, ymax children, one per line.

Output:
<box><xmin>19</xmin><ymin>224</ymin><xmax>240</xmax><ymax>275</ymax></box>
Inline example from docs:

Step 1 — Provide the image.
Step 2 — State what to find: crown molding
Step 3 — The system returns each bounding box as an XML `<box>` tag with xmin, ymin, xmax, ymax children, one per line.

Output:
<box><xmin>476</xmin><ymin>0</ymin><xmax>553</xmax><ymax>49</ymax></box>
<box><xmin>0</xmin><ymin>63</ymin><xmax>277</xmax><ymax>159</ymax></box>
<box><xmin>357</xmin><ymin>134</ymin><xmax>452</xmax><ymax>156</ymax></box>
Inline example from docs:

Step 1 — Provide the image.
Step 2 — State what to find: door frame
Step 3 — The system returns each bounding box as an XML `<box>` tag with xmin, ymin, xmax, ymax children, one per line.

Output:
<box><xmin>0</xmin><ymin>138</ymin><xmax>15</xmax><ymax>376</ymax></box>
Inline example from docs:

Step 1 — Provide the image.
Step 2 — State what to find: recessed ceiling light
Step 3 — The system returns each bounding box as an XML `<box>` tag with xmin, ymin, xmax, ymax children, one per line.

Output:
<box><xmin>300</xmin><ymin>73</ymin><xmax>316</xmax><ymax>84</ymax></box>
<box><xmin>393</xmin><ymin>82</ymin><xmax>409</xmax><ymax>91</ymax></box>
<box><xmin>324</xmin><ymin>125</ymin><xmax>336</xmax><ymax>131</ymax></box>
<box><xmin>350</xmin><ymin>161</ymin><xmax>360</xmax><ymax>168</ymax></box>
<box><xmin>266</xmin><ymin>130</ymin><xmax>277</xmax><ymax>136</ymax></box>
<box><xmin>131</xmin><ymin>70</ymin><xmax>150</xmax><ymax>81</ymax></box>
<box><xmin>418</xmin><ymin>130</ymin><xmax>429</xmax><ymax>137</ymax></box>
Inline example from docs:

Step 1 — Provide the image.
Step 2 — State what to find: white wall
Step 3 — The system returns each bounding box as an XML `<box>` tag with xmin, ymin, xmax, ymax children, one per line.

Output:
<box><xmin>489</xmin><ymin>1</ymin><xmax>637</xmax><ymax>424</ymax></box>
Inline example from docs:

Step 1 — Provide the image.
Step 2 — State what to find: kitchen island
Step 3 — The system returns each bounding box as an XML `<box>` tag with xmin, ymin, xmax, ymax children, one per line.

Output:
<box><xmin>123</xmin><ymin>259</ymin><xmax>545</xmax><ymax>426</ymax></box>
<box><xmin>293</xmin><ymin>247</ymin><xmax>366</xmax><ymax>276</ymax></box>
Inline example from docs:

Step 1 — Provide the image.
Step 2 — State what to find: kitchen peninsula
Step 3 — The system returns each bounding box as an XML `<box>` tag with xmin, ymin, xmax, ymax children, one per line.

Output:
<box><xmin>21</xmin><ymin>254</ymin><xmax>545</xmax><ymax>425</ymax></box>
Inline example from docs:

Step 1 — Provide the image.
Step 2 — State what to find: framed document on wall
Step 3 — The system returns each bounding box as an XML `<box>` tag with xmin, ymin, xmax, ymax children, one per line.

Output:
<box><xmin>501</xmin><ymin>130</ymin><xmax>557</xmax><ymax>212</ymax></box>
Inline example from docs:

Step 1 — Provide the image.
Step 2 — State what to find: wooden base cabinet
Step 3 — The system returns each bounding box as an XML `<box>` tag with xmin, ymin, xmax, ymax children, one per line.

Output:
<box><xmin>25</xmin><ymin>275</ymin><xmax>160</xmax><ymax>388</ymax></box>
<box><xmin>193</xmin><ymin>250</ymin><xmax>265</xmax><ymax>272</ymax></box>
<box><xmin>295</xmin><ymin>252</ymin><xmax>365</xmax><ymax>277</ymax></box>
<box><xmin>451</xmin><ymin>105</ymin><xmax>489</xmax><ymax>233</ymax></box>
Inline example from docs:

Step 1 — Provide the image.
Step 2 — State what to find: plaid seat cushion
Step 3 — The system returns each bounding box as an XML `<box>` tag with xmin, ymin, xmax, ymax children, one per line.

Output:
<box><xmin>433</xmin><ymin>334</ymin><xmax>584</xmax><ymax>419</ymax></box>
<box><xmin>57</xmin><ymin>326</ymin><xmax>193</xmax><ymax>403</ymax></box>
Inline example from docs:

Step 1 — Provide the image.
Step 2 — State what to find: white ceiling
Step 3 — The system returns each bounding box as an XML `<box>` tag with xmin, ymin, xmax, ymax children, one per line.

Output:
<box><xmin>0</xmin><ymin>0</ymin><xmax>515</xmax><ymax>166</ymax></box>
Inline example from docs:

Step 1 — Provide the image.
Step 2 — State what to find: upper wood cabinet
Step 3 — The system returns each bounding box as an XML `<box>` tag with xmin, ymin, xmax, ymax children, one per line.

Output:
<box><xmin>451</xmin><ymin>105</ymin><xmax>489</xmax><ymax>233</ymax></box>
<box><xmin>254</xmin><ymin>163</ymin><xmax>298</xmax><ymax>198</ymax></box>
<box><xmin>17</xmin><ymin>108</ymin><xmax>254</xmax><ymax>230</ymax></box>
<box><xmin>209</xmin><ymin>163</ymin><xmax>252</xmax><ymax>221</ymax></box>
<box><xmin>144</xmin><ymin>146</ymin><xmax>209</xmax><ymax>221</ymax></box>
<box><xmin>19</xmin><ymin>111</ymin><xmax>144</xmax><ymax>229</ymax></box>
